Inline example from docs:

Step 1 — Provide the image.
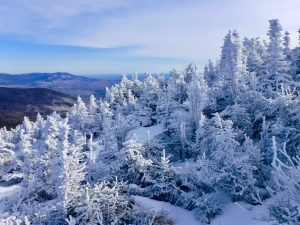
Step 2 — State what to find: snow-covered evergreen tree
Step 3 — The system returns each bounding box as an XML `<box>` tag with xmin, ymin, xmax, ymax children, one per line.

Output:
<box><xmin>18</xmin><ymin>129</ymin><xmax>35</xmax><ymax>196</ymax></box>
<box><xmin>244</xmin><ymin>37</ymin><xmax>265</xmax><ymax>74</ymax></box>
<box><xmin>75</xmin><ymin>181</ymin><xmax>130</xmax><ymax>225</ymax></box>
<box><xmin>204</xmin><ymin>60</ymin><xmax>217</xmax><ymax>86</ymax></box>
<box><xmin>219</xmin><ymin>30</ymin><xmax>248</xmax><ymax>102</ymax></box>
<box><xmin>99</xmin><ymin>100</ymin><xmax>117</xmax><ymax>153</ymax></box>
<box><xmin>117</xmin><ymin>136</ymin><xmax>152</xmax><ymax>184</ymax></box>
<box><xmin>292</xmin><ymin>29</ymin><xmax>300</xmax><ymax>82</ymax></box>
<box><xmin>69</xmin><ymin>96</ymin><xmax>89</xmax><ymax>132</ymax></box>
<box><xmin>259</xmin><ymin>19</ymin><xmax>292</xmax><ymax>97</ymax></box>
<box><xmin>137</xmin><ymin>73</ymin><xmax>159</xmax><ymax>126</ymax></box>
<box><xmin>283</xmin><ymin>31</ymin><xmax>292</xmax><ymax>62</ymax></box>
<box><xmin>187</xmin><ymin>72</ymin><xmax>208</xmax><ymax>129</ymax></box>
<box><xmin>150</xmin><ymin>149</ymin><xmax>179</xmax><ymax>203</ymax></box>
<box><xmin>271</xmin><ymin>137</ymin><xmax>300</xmax><ymax>203</ymax></box>
<box><xmin>62</xmin><ymin>127</ymin><xmax>86</xmax><ymax>216</ymax></box>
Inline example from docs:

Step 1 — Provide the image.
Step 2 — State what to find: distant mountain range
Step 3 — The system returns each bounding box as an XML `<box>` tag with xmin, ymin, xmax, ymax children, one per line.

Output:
<box><xmin>0</xmin><ymin>72</ymin><xmax>119</xmax><ymax>98</ymax></box>
<box><xmin>0</xmin><ymin>87</ymin><xmax>76</xmax><ymax>129</ymax></box>
<box><xmin>0</xmin><ymin>72</ymin><xmax>122</xmax><ymax>128</ymax></box>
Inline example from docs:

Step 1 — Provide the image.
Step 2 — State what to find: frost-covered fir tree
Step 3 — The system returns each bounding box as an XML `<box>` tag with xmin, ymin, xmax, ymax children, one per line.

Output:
<box><xmin>187</xmin><ymin>72</ymin><xmax>208</xmax><ymax>129</ymax></box>
<box><xmin>62</xmin><ymin>127</ymin><xmax>86</xmax><ymax>216</ymax></box>
<box><xmin>292</xmin><ymin>29</ymin><xmax>300</xmax><ymax>82</ymax></box>
<box><xmin>0</xmin><ymin>129</ymin><xmax>15</xmax><ymax>173</ymax></box>
<box><xmin>69</xmin><ymin>96</ymin><xmax>89</xmax><ymax>132</ymax></box>
<box><xmin>283</xmin><ymin>31</ymin><xmax>292</xmax><ymax>62</ymax></box>
<box><xmin>150</xmin><ymin>149</ymin><xmax>178</xmax><ymax>203</ymax></box>
<box><xmin>99</xmin><ymin>100</ymin><xmax>117</xmax><ymax>153</ymax></box>
<box><xmin>167</xmin><ymin>69</ymin><xmax>188</xmax><ymax>104</ymax></box>
<box><xmin>130</xmin><ymin>73</ymin><xmax>143</xmax><ymax>98</ymax></box>
<box><xmin>243</xmin><ymin>37</ymin><xmax>265</xmax><ymax>74</ymax></box>
<box><xmin>75</xmin><ymin>181</ymin><xmax>130</xmax><ymax>224</ymax></box>
<box><xmin>204</xmin><ymin>60</ymin><xmax>218</xmax><ymax>86</ymax></box>
<box><xmin>197</xmin><ymin>114</ymin><xmax>260</xmax><ymax>201</ymax></box>
<box><xmin>243</xmin><ymin>37</ymin><xmax>266</xmax><ymax>91</ymax></box>
<box><xmin>271</xmin><ymin>137</ymin><xmax>300</xmax><ymax>203</ymax></box>
<box><xmin>137</xmin><ymin>73</ymin><xmax>159</xmax><ymax>126</ymax></box>
<box><xmin>87</xmin><ymin>94</ymin><xmax>101</xmax><ymax>134</ymax></box>
<box><xmin>259</xmin><ymin>19</ymin><xmax>292</xmax><ymax>97</ymax></box>
<box><xmin>39</xmin><ymin>113</ymin><xmax>62</xmax><ymax>198</ymax></box>
<box><xmin>18</xmin><ymin>129</ymin><xmax>35</xmax><ymax>195</ymax></box>
<box><xmin>32</xmin><ymin>113</ymin><xmax>45</xmax><ymax>139</ymax></box>
<box><xmin>22</xmin><ymin>116</ymin><xmax>33</xmax><ymax>135</ymax></box>
<box><xmin>219</xmin><ymin>30</ymin><xmax>248</xmax><ymax>101</ymax></box>
<box><xmin>183</xmin><ymin>63</ymin><xmax>197</xmax><ymax>83</ymax></box>
<box><xmin>117</xmin><ymin>136</ymin><xmax>152</xmax><ymax>184</ymax></box>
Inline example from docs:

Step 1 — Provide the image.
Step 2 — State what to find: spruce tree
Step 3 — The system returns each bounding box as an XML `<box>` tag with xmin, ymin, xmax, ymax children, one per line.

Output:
<box><xmin>219</xmin><ymin>30</ymin><xmax>248</xmax><ymax>100</ymax></box>
<box><xmin>259</xmin><ymin>19</ymin><xmax>292</xmax><ymax>97</ymax></box>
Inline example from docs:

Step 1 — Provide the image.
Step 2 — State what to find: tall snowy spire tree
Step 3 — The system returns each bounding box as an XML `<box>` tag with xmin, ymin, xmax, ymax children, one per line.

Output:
<box><xmin>283</xmin><ymin>31</ymin><xmax>291</xmax><ymax>61</ymax></box>
<box><xmin>187</xmin><ymin>71</ymin><xmax>208</xmax><ymax>130</ymax></box>
<box><xmin>292</xmin><ymin>28</ymin><xmax>300</xmax><ymax>82</ymax></box>
<box><xmin>259</xmin><ymin>19</ymin><xmax>292</xmax><ymax>97</ymax></box>
<box><xmin>219</xmin><ymin>30</ymin><xmax>248</xmax><ymax>100</ymax></box>
<box><xmin>204</xmin><ymin>60</ymin><xmax>217</xmax><ymax>86</ymax></box>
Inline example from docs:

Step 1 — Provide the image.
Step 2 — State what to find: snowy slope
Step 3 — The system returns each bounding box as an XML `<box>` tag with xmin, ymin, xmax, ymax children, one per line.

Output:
<box><xmin>134</xmin><ymin>194</ymin><xmax>273</xmax><ymax>225</ymax></box>
<box><xmin>89</xmin><ymin>124</ymin><xmax>164</xmax><ymax>162</ymax></box>
<box><xmin>0</xmin><ymin>185</ymin><xmax>21</xmax><ymax>216</ymax></box>
<box><xmin>133</xmin><ymin>196</ymin><xmax>202</xmax><ymax>225</ymax></box>
<box><xmin>0</xmin><ymin>185</ymin><xmax>21</xmax><ymax>199</ymax></box>
<box><xmin>173</xmin><ymin>159</ymin><xmax>199</xmax><ymax>174</ymax></box>
<box><xmin>211</xmin><ymin>201</ymin><xmax>271</xmax><ymax>225</ymax></box>
<box><xmin>128</xmin><ymin>124</ymin><xmax>164</xmax><ymax>144</ymax></box>
<box><xmin>173</xmin><ymin>160</ymin><xmax>274</xmax><ymax>225</ymax></box>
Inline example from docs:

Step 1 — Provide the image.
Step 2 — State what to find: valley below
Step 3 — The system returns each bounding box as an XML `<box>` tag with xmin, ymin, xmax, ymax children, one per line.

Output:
<box><xmin>0</xmin><ymin>87</ymin><xmax>76</xmax><ymax>129</ymax></box>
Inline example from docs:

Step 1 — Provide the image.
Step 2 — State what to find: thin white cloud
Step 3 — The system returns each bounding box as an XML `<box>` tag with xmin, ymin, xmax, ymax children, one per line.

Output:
<box><xmin>66</xmin><ymin>0</ymin><xmax>300</xmax><ymax>60</ymax></box>
<box><xmin>0</xmin><ymin>0</ymin><xmax>299</xmax><ymax>69</ymax></box>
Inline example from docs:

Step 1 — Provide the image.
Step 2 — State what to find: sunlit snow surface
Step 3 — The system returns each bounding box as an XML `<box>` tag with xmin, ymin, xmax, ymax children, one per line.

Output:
<box><xmin>0</xmin><ymin>184</ymin><xmax>21</xmax><ymax>215</ymax></box>
<box><xmin>133</xmin><ymin>195</ymin><xmax>201</xmax><ymax>225</ymax></box>
<box><xmin>134</xmin><ymin>194</ymin><xmax>276</xmax><ymax>225</ymax></box>
<box><xmin>210</xmin><ymin>202</ymin><xmax>271</xmax><ymax>225</ymax></box>
<box><xmin>174</xmin><ymin>160</ymin><xmax>274</xmax><ymax>225</ymax></box>
<box><xmin>0</xmin><ymin>185</ymin><xmax>21</xmax><ymax>199</ymax></box>
<box><xmin>0</xmin><ymin>184</ymin><xmax>284</xmax><ymax>225</ymax></box>
<box><xmin>128</xmin><ymin>124</ymin><xmax>164</xmax><ymax>144</ymax></box>
<box><xmin>90</xmin><ymin>124</ymin><xmax>164</xmax><ymax>162</ymax></box>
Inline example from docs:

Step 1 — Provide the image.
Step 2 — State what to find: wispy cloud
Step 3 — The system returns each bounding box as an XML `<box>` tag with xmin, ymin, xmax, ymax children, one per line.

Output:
<box><xmin>0</xmin><ymin>0</ymin><xmax>299</xmax><ymax>73</ymax></box>
<box><xmin>0</xmin><ymin>40</ymin><xmax>188</xmax><ymax>74</ymax></box>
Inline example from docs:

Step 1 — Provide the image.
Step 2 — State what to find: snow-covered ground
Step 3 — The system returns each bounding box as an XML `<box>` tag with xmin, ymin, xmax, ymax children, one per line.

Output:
<box><xmin>0</xmin><ymin>184</ymin><xmax>287</xmax><ymax>225</ymax></box>
<box><xmin>131</xmin><ymin>130</ymin><xmax>274</xmax><ymax>225</ymax></box>
<box><xmin>128</xmin><ymin>124</ymin><xmax>164</xmax><ymax>144</ymax></box>
<box><xmin>0</xmin><ymin>185</ymin><xmax>21</xmax><ymax>199</ymax></box>
<box><xmin>211</xmin><ymin>201</ymin><xmax>271</xmax><ymax>225</ymax></box>
<box><xmin>173</xmin><ymin>160</ymin><xmax>276</xmax><ymax>225</ymax></box>
<box><xmin>90</xmin><ymin>124</ymin><xmax>165</xmax><ymax>162</ymax></box>
<box><xmin>0</xmin><ymin>184</ymin><xmax>21</xmax><ymax>216</ymax></box>
<box><xmin>133</xmin><ymin>195</ymin><xmax>202</xmax><ymax>225</ymax></box>
<box><xmin>134</xmin><ymin>194</ymin><xmax>275</xmax><ymax>225</ymax></box>
<box><xmin>173</xmin><ymin>158</ymin><xmax>199</xmax><ymax>174</ymax></box>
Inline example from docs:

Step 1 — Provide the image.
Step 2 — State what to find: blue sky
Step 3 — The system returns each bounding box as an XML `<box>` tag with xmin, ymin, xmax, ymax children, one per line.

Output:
<box><xmin>0</xmin><ymin>0</ymin><xmax>300</xmax><ymax>74</ymax></box>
